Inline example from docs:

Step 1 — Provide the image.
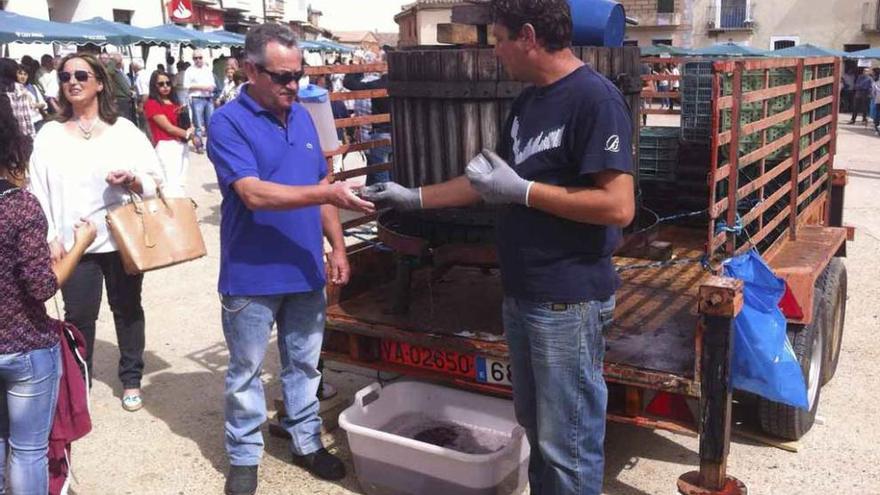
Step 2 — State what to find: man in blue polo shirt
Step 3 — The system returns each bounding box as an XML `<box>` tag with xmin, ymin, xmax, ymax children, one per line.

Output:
<box><xmin>363</xmin><ymin>1</ymin><xmax>635</xmax><ymax>493</ymax></box>
<box><xmin>207</xmin><ymin>23</ymin><xmax>375</xmax><ymax>495</ymax></box>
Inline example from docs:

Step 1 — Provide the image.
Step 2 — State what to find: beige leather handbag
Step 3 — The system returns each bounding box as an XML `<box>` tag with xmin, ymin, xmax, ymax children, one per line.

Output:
<box><xmin>106</xmin><ymin>190</ymin><xmax>207</xmax><ymax>275</ymax></box>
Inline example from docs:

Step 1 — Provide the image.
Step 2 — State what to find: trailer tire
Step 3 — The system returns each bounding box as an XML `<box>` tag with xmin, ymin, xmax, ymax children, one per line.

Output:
<box><xmin>757</xmin><ymin>313</ymin><xmax>824</xmax><ymax>441</ymax></box>
<box><xmin>817</xmin><ymin>258</ymin><xmax>846</xmax><ymax>385</ymax></box>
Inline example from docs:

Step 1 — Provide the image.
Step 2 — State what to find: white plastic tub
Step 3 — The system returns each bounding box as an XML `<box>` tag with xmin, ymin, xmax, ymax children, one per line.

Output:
<box><xmin>339</xmin><ymin>381</ymin><xmax>530</xmax><ymax>495</ymax></box>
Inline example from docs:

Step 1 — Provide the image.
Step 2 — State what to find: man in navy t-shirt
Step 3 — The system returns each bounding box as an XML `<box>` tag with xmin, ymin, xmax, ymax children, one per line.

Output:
<box><xmin>207</xmin><ymin>23</ymin><xmax>375</xmax><ymax>495</ymax></box>
<box><xmin>364</xmin><ymin>1</ymin><xmax>635</xmax><ymax>493</ymax></box>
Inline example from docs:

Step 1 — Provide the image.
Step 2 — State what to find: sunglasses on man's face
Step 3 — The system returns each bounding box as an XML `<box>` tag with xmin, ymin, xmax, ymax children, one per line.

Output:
<box><xmin>156</xmin><ymin>81</ymin><xmax>172</xmax><ymax>88</ymax></box>
<box><xmin>59</xmin><ymin>70</ymin><xmax>93</xmax><ymax>84</ymax></box>
<box><xmin>193</xmin><ymin>56</ymin><xmax>203</xmax><ymax>60</ymax></box>
<box><xmin>256</xmin><ymin>64</ymin><xmax>304</xmax><ymax>86</ymax></box>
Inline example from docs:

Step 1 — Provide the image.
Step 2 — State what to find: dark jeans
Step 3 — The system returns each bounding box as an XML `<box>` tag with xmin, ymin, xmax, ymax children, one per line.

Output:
<box><xmin>61</xmin><ymin>252</ymin><xmax>146</xmax><ymax>389</ymax></box>
<box><xmin>874</xmin><ymin>104</ymin><xmax>880</xmax><ymax>129</ymax></box>
<box><xmin>365</xmin><ymin>130</ymin><xmax>392</xmax><ymax>186</ymax></box>
<box><xmin>851</xmin><ymin>92</ymin><xmax>870</xmax><ymax>123</ymax></box>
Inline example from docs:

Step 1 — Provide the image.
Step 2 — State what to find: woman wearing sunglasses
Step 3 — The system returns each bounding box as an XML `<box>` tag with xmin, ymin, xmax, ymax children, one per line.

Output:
<box><xmin>29</xmin><ymin>53</ymin><xmax>163</xmax><ymax>413</ymax></box>
<box><xmin>144</xmin><ymin>70</ymin><xmax>194</xmax><ymax>197</ymax></box>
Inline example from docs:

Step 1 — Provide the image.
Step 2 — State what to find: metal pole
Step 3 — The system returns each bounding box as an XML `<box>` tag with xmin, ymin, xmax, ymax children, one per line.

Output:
<box><xmin>160</xmin><ymin>0</ymin><xmax>168</xmax><ymax>24</ymax></box>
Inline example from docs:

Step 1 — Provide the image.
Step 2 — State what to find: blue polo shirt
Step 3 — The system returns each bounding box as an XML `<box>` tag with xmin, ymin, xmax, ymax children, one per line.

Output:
<box><xmin>207</xmin><ymin>85</ymin><xmax>328</xmax><ymax>296</ymax></box>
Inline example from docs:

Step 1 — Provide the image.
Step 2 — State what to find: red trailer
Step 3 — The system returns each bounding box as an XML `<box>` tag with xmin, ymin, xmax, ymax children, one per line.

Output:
<box><xmin>304</xmin><ymin>53</ymin><xmax>851</xmax><ymax>495</ymax></box>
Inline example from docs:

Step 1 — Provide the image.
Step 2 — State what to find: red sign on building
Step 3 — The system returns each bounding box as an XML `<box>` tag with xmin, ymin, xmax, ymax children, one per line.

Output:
<box><xmin>195</xmin><ymin>5</ymin><xmax>225</xmax><ymax>28</ymax></box>
<box><xmin>168</xmin><ymin>0</ymin><xmax>194</xmax><ymax>22</ymax></box>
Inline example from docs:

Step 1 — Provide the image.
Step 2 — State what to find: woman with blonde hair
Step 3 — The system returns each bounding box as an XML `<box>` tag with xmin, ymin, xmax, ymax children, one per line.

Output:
<box><xmin>29</xmin><ymin>53</ymin><xmax>163</xmax><ymax>412</ymax></box>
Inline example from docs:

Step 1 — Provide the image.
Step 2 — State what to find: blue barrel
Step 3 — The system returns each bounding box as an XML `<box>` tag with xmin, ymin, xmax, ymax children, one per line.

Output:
<box><xmin>568</xmin><ymin>0</ymin><xmax>626</xmax><ymax>47</ymax></box>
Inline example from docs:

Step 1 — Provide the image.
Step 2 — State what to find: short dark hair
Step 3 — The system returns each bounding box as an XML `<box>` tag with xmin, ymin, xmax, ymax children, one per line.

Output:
<box><xmin>491</xmin><ymin>0</ymin><xmax>572</xmax><ymax>52</ymax></box>
<box><xmin>245</xmin><ymin>23</ymin><xmax>298</xmax><ymax>66</ymax></box>
<box><xmin>56</xmin><ymin>53</ymin><xmax>119</xmax><ymax>125</ymax></box>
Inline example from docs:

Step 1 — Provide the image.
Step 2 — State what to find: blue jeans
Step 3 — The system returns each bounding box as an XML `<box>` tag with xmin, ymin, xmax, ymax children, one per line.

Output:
<box><xmin>365</xmin><ymin>131</ymin><xmax>392</xmax><ymax>186</ymax></box>
<box><xmin>0</xmin><ymin>343</ymin><xmax>62</xmax><ymax>495</ymax></box>
<box><xmin>221</xmin><ymin>290</ymin><xmax>326</xmax><ymax>466</ymax></box>
<box><xmin>190</xmin><ymin>97</ymin><xmax>214</xmax><ymax>141</ymax></box>
<box><xmin>503</xmin><ymin>296</ymin><xmax>615</xmax><ymax>495</ymax></box>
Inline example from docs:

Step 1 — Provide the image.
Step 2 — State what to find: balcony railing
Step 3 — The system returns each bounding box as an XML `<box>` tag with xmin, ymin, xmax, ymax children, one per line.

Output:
<box><xmin>863</xmin><ymin>2</ymin><xmax>880</xmax><ymax>32</ymax></box>
<box><xmin>707</xmin><ymin>2</ymin><xmax>754</xmax><ymax>31</ymax></box>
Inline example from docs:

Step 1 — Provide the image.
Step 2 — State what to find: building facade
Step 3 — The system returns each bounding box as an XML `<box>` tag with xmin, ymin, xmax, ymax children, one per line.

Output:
<box><xmin>621</xmin><ymin>0</ymin><xmax>880</xmax><ymax>52</ymax></box>
<box><xmin>395</xmin><ymin>0</ymin><xmax>466</xmax><ymax>47</ymax></box>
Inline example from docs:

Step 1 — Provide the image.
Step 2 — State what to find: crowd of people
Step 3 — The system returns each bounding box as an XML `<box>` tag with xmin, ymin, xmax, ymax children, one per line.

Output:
<box><xmin>841</xmin><ymin>65</ymin><xmax>880</xmax><ymax>133</ymax></box>
<box><xmin>0</xmin><ymin>24</ymin><xmax>397</xmax><ymax>495</ymax></box>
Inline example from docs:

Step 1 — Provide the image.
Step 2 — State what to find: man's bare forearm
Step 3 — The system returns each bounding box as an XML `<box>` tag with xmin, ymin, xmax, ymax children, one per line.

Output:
<box><xmin>421</xmin><ymin>175</ymin><xmax>482</xmax><ymax>209</ymax></box>
<box><xmin>528</xmin><ymin>174</ymin><xmax>635</xmax><ymax>227</ymax></box>
<box><xmin>235</xmin><ymin>178</ymin><xmax>330</xmax><ymax>211</ymax></box>
<box><xmin>321</xmin><ymin>204</ymin><xmax>345</xmax><ymax>251</ymax></box>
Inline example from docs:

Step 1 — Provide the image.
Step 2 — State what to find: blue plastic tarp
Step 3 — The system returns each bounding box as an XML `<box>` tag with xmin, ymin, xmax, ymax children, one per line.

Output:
<box><xmin>723</xmin><ymin>250</ymin><xmax>808</xmax><ymax>409</ymax></box>
<box><xmin>0</xmin><ymin>10</ymin><xmax>111</xmax><ymax>45</ymax></box>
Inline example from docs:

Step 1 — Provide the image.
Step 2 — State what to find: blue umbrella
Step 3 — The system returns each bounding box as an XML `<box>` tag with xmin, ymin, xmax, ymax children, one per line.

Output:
<box><xmin>847</xmin><ymin>47</ymin><xmax>880</xmax><ymax>59</ymax></box>
<box><xmin>0</xmin><ymin>10</ymin><xmax>111</xmax><ymax>45</ymax></box>
<box><xmin>73</xmin><ymin>17</ymin><xmax>187</xmax><ymax>45</ymax></box>
<box><xmin>691</xmin><ymin>42</ymin><xmax>767</xmax><ymax>57</ymax></box>
<box><xmin>771</xmin><ymin>43</ymin><xmax>847</xmax><ymax>58</ymax></box>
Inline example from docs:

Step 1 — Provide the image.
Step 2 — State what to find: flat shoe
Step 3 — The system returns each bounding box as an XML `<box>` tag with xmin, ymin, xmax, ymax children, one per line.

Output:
<box><xmin>122</xmin><ymin>394</ymin><xmax>143</xmax><ymax>412</ymax></box>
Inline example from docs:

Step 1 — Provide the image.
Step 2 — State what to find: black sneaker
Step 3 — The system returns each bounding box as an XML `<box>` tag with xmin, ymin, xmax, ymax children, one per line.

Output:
<box><xmin>225</xmin><ymin>465</ymin><xmax>258</xmax><ymax>495</ymax></box>
<box><xmin>291</xmin><ymin>448</ymin><xmax>346</xmax><ymax>481</ymax></box>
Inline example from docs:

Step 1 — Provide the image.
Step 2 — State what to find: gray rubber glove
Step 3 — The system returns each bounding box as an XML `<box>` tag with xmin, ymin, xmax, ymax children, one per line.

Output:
<box><xmin>465</xmin><ymin>149</ymin><xmax>533</xmax><ymax>206</ymax></box>
<box><xmin>360</xmin><ymin>182</ymin><xmax>423</xmax><ymax>210</ymax></box>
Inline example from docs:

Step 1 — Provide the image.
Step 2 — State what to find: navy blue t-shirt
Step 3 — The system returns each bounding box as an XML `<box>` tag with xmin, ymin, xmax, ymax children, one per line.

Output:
<box><xmin>207</xmin><ymin>85</ymin><xmax>328</xmax><ymax>296</ymax></box>
<box><xmin>496</xmin><ymin>65</ymin><xmax>634</xmax><ymax>303</ymax></box>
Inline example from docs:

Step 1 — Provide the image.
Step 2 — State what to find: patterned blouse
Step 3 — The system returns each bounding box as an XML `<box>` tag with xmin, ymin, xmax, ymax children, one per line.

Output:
<box><xmin>0</xmin><ymin>179</ymin><xmax>59</xmax><ymax>354</ymax></box>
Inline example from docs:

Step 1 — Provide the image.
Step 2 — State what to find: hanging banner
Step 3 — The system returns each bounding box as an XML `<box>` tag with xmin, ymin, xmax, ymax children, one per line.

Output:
<box><xmin>169</xmin><ymin>0</ymin><xmax>194</xmax><ymax>23</ymax></box>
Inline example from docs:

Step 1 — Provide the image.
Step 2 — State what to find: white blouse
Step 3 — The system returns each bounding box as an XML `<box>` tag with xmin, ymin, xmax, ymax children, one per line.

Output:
<box><xmin>29</xmin><ymin>118</ymin><xmax>162</xmax><ymax>254</ymax></box>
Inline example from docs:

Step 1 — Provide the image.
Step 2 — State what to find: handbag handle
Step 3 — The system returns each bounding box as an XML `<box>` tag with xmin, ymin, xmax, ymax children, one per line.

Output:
<box><xmin>125</xmin><ymin>189</ymin><xmax>164</xmax><ymax>249</ymax></box>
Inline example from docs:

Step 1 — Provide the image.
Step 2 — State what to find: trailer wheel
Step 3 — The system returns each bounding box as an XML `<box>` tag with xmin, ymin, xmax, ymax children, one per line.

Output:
<box><xmin>817</xmin><ymin>258</ymin><xmax>847</xmax><ymax>385</ymax></box>
<box><xmin>757</xmin><ymin>314</ymin><xmax>824</xmax><ymax>440</ymax></box>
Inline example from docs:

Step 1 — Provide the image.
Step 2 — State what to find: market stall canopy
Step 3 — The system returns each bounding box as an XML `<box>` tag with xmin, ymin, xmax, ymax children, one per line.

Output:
<box><xmin>142</xmin><ymin>24</ymin><xmax>243</xmax><ymax>48</ymax></box>
<box><xmin>771</xmin><ymin>43</ymin><xmax>848</xmax><ymax>58</ymax></box>
<box><xmin>73</xmin><ymin>17</ymin><xmax>187</xmax><ymax>45</ymax></box>
<box><xmin>640</xmin><ymin>44</ymin><xmax>692</xmax><ymax>56</ymax></box>
<box><xmin>313</xmin><ymin>39</ymin><xmax>355</xmax><ymax>53</ymax></box>
<box><xmin>0</xmin><ymin>10</ymin><xmax>110</xmax><ymax>45</ymax></box>
<box><xmin>298</xmin><ymin>40</ymin><xmax>325</xmax><ymax>51</ymax></box>
<box><xmin>847</xmin><ymin>47</ymin><xmax>880</xmax><ymax>59</ymax></box>
<box><xmin>690</xmin><ymin>42</ymin><xmax>767</xmax><ymax>57</ymax></box>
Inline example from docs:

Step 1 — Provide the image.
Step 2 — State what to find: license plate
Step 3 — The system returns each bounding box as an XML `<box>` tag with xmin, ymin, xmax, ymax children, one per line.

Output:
<box><xmin>476</xmin><ymin>357</ymin><xmax>512</xmax><ymax>387</ymax></box>
<box><xmin>380</xmin><ymin>340</ymin><xmax>476</xmax><ymax>379</ymax></box>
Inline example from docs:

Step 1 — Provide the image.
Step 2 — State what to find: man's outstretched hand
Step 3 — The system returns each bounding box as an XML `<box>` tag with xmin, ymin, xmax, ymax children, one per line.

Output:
<box><xmin>360</xmin><ymin>182</ymin><xmax>422</xmax><ymax>210</ymax></box>
<box><xmin>465</xmin><ymin>150</ymin><xmax>532</xmax><ymax>205</ymax></box>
